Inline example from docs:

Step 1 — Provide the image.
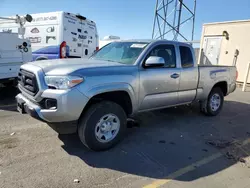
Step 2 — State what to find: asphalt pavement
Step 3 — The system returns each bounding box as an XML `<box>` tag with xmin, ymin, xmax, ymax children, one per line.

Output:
<box><xmin>0</xmin><ymin>87</ymin><xmax>250</xmax><ymax>188</ymax></box>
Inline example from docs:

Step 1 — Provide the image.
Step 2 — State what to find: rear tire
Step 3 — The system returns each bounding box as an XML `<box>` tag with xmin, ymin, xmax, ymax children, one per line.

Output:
<box><xmin>78</xmin><ymin>101</ymin><xmax>127</xmax><ymax>151</ymax></box>
<box><xmin>200</xmin><ymin>87</ymin><xmax>224</xmax><ymax>116</ymax></box>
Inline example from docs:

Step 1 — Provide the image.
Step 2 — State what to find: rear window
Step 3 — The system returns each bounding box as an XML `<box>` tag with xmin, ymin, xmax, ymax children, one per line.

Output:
<box><xmin>179</xmin><ymin>46</ymin><xmax>194</xmax><ymax>68</ymax></box>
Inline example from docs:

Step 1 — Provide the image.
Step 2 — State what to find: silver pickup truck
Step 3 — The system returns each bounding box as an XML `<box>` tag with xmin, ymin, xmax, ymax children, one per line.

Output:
<box><xmin>16</xmin><ymin>40</ymin><xmax>237</xmax><ymax>151</ymax></box>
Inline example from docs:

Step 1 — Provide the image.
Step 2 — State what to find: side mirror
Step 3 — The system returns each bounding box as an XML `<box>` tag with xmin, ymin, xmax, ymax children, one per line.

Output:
<box><xmin>25</xmin><ymin>14</ymin><xmax>33</xmax><ymax>22</ymax></box>
<box><xmin>145</xmin><ymin>56</ymin><xmax>165</xmax><ymax>67</ymax></box>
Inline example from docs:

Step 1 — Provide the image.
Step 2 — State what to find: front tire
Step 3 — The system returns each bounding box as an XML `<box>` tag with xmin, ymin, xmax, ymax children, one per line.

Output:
<box><xmin>201</xmin><ymin>87</ymin><xmax>224</xmax><ymax>116</ymax></box>
<box><xmin>78</xmin><ymin>101</ymin><xmax>127</xmax><ymax>151</ymax></box>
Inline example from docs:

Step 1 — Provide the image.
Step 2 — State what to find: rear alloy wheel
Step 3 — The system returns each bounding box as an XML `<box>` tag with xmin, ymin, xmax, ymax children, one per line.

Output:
<box><xmin>209</xmin><ymin>93</ymin><xmax>221</xmax><ymax>112</ymax></box>
<box><xmin>78</xmin><ymin>101</ymin><xmax>127</xmax><ymax>151</ymax></box>
<box><xmin>201</xmin><ymin>87</ymin><xmax>224</xmax><ymax>116</ymax></box>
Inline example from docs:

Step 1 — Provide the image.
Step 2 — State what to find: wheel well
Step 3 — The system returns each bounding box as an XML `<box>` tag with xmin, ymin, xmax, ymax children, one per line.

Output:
<box><xmin>213</xmin><ymin>81</ymin><xmax>227</xmax><ymax>96</ymax></box>
<box><xmin>84</xmin><ymin>91</ymin><xmax>133</xmax><ymax>116</ymax></box>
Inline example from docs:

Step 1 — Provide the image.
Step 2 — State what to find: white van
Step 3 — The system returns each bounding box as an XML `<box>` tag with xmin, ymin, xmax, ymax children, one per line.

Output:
<box><xmin>0</xmin><ymin>11</ymin><xmax>99</xmax><ymax>61</ymax></box>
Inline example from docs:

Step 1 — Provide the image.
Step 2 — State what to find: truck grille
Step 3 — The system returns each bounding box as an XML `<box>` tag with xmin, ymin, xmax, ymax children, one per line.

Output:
<box><xmin>18</xmin><ymin>69</ymin><xmax>38</xmax><ymax>96</ymax></box>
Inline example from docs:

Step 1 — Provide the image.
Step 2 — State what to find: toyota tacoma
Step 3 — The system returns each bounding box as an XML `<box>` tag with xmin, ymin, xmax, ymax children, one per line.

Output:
<box><xmin>16</xmin><ymin>40</ymin><xmax>237</xmax><ymax>151</ymax></box>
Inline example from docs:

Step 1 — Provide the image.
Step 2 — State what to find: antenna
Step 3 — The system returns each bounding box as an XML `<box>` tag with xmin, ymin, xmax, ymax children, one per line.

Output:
<box><xmin>152</xmin><ymin>0</ymin><xmax>196</xmax><ymax>42</ymax></box>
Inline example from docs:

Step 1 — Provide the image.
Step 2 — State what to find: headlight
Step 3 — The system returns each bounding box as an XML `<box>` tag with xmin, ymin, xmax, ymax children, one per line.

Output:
<box><xmin>45</xmin><ymin>76</ymin><xmax>84</xmax><ymax>90</ymax></box>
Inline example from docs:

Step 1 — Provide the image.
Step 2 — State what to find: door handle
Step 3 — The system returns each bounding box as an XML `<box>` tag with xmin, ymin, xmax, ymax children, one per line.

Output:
<box><xmin>170</xmin><ymin>73</ymin><xmax>179</xmax><ymax>79</ymax></box>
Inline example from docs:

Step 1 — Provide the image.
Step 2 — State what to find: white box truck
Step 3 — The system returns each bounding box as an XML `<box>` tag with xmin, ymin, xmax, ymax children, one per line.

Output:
<box><xmin>0</xmin><ymin>15</ymin><xmax>32</xmax><ymax>86</ymax></box>
<box><xmin>0</xmin><ymin>11</ymin><xmax>99</xmax><ymax>61</ymax></box>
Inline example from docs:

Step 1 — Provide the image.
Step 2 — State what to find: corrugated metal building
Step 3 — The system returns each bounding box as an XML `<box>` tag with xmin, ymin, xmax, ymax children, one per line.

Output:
<box><xmin>198</xmin><ymin>19</ymin><xmax>250</xmax><ymax>83</ymax></box>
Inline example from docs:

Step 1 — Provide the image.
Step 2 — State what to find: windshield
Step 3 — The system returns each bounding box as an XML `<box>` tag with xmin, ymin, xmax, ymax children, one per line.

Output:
<box><xmin>91</xmin><ymin>42</ymin><xmax>148</xmax><ymax>64</ymax></box>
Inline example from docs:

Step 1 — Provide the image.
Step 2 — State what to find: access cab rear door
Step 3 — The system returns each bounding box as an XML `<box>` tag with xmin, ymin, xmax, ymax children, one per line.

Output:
<box><xmin>176</xmin><ymin>43</ymin><xmax>199</xmax><ymax>104</ymax></box>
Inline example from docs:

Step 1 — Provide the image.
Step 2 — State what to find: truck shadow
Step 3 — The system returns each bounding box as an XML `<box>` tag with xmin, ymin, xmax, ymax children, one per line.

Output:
<box><xmin>59</xmin><ymin>100</ymin><xmax>250</xmax><ymax>182</ymax></box>
<box><xmin>0</xmin><ymin>86</ymin><xmax>19</xmax><ymax>111</ymax></box>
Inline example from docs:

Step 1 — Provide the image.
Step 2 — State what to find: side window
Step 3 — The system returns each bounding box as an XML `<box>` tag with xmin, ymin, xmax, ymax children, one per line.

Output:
<box><xmin>179</xmin><ymin>46</ymin><xmax>194</xmax><ymax>68</ymax></box>
<box><xmin>147</xmin><ymin>45</ymin><xmax>176</xmax><ymax>68</ymax></box>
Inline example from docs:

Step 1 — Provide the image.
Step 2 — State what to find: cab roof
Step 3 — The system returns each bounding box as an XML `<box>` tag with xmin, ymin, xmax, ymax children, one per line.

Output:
<box><xmin>116</xmin><ymin>39</ymin><xmax>192</xmax><ymax>47</ymax></box>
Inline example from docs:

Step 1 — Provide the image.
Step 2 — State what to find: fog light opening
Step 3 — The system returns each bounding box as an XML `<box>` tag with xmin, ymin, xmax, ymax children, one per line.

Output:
<box><xmin>45</xmin><ymin>99</ymin><xmax>57</xmax><ymax>110</ymax></box>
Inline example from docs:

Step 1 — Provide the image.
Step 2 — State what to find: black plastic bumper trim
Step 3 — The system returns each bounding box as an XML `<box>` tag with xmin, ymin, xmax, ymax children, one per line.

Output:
<box><xmin>24</xmin><ymin>104</ymin><xmax>46</xmax><ymax>122</ymax></box>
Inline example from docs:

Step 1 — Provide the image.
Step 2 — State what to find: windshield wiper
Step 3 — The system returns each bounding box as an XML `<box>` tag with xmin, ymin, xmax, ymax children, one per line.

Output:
<box><xmin>92</xmin><ymin>57</ymin><xmax>123</xmax><ymax>64</ymax></box>
<box><xmin>100</xmin><ymin>59</ymin><xmax>121</xmax><ymax>63</ymax></box>
<box><xmin>105</xmin><ymin>59</ymin><xmax>119</xmax><ymax>63</ymax></box>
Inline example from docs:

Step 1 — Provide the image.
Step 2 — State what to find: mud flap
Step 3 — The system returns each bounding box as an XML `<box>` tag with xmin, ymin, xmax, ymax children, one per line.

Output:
<box><xmin>200</xmin><ymin>100</ymin><xmax>208</xmax><ymax>114</ymax></box>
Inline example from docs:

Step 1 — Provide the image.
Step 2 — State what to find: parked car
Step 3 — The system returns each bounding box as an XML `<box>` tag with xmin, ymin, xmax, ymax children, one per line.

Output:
<box><xmin>0</xmin><ymin>11</ymin><xmax>99</xmax><ymax>61</ymax></box>
<box><xmin>16</xmin><ymin>40</ymin><xmax>237</xmax><ymax>151</ymax></box>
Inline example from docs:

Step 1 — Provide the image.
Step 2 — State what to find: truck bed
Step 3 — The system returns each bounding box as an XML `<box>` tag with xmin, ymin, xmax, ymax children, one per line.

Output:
<box><xmin>196</xmin><ymin>65</ymin><xmax>237</xmax><ymax>101</ymax></box>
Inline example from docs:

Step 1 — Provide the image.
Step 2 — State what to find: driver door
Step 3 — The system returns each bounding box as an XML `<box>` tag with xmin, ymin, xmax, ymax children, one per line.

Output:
<box><xmin>138</xmin><ymin>44</ymin><xmax>181</xmax><ymax>111</ymax></box>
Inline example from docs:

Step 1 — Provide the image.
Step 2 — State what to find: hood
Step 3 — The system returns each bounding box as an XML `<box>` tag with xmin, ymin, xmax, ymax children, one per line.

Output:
<box><xmin>28</xmin><ymin>58</ymin><xmax>125</xmax><ymax>75</ymax></box>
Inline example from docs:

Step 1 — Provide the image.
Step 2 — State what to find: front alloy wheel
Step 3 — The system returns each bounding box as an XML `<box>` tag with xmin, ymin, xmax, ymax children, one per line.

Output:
<box><xmin>95</xmin><ymin>114</ymin><xmax>120</xmax><ymax>143</ymax></box>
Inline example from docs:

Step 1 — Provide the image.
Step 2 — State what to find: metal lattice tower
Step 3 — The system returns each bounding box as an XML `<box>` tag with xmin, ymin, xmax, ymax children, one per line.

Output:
<box><xmin>152</xmin><ymin>0</ymin><xmax>196</xmax><ymax>41</ymax></box>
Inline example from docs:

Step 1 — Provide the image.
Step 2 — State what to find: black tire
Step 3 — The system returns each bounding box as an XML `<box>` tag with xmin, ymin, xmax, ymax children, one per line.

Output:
<box><xmin>201</xmin><ymin>87</ymin><xmax>224</xmax><ymax>116</ymax></box>
<box><xmin>78</xmin><ymin>101</ymin><xmax>127</xmax><ymax>151</ymax></box>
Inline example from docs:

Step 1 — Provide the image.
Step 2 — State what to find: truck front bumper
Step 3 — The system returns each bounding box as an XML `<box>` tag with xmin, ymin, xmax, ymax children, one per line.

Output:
<box><xmin>16</xmin><ymin>88</ymin><xmax>89</xmax><ymax>123</ymax></box>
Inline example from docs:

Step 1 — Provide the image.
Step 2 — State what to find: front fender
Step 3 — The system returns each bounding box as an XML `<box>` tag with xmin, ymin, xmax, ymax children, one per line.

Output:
<box><xmin>86</xmin><ymin>83</ymin><xmax>137</xmax><ymax>113</ymax></box>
